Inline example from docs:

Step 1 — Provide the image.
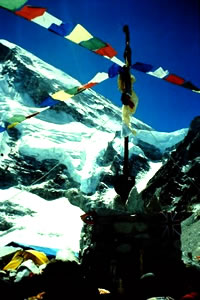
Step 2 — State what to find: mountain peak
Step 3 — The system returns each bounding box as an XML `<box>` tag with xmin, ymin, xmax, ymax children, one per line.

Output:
<box><xmin>0</xmin><ymin>40</ymin><xmax>188</xmax><ymax>203</ymax></box>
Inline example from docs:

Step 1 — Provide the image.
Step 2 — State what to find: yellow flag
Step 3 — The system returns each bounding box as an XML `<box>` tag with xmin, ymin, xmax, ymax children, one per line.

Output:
<box><xmin>51</xmin><ymin>90</ymin><xmax>72</xmax><ymax>101</ymax></box>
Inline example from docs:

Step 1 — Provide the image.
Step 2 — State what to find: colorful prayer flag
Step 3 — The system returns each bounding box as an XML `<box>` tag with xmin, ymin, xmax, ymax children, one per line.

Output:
<box><xmin>15</xmin><ymin>6</ymin><xmax>46</xmax><ymax>20</ymax></box>
<box><xmin>147</xmin><ymin>66</ymin><xmax>169</xmax><ymax>79</ymax></box>
<box><xmin>49</xmin><ymin>22</ymin><xmax>74</xmax><ymax>37</ymax></box>
<box><xmin>0</xmin><ymin>0</ymin><xmax>27</xmax><ymax>11</ymax></box>
<box><xmin>0</xmin><ymin>125</ymin><xmax>6</xmax><ymax>132</ymax></box>
<box><xmin>8</xmin><ymin>115</ymin><xmax>26</xmax><ymax>123</ymax></box>
<box><xmin>164</xmin><ymin>74</ymin><xmax>185</xmax><ymax>85</ymax></box>
<box><xmin>39</xmin><ymin>96</ymin><xmax>59</xmax><ymax>108</ymax></box>
<box><xmin>132</xmin><ymin>62</ymin><xmax>153</xmax><ymax>73</ymax></box>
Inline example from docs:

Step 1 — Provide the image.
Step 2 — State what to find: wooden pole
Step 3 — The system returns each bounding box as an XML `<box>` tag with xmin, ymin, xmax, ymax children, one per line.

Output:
<box><xmin>113</xmin><ymin>25</ymin><xmax>135</xmax><ymax>204</ymax></box>
<box><xmin>123</xmin><ymin>136</ymin><xmax>129</xmax><ymax>177</ymax></box>
<box><xmin>123</xmin><ymin>25</ymin><xmax>131</xmax><ymax>179</ymax></box>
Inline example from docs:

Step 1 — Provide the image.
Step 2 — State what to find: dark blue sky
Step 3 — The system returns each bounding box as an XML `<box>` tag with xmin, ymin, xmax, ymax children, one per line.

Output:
<box><xmin>0</xmin><ymin>0</ymin><xmax>200</xmax><ymax>132</ymax></box>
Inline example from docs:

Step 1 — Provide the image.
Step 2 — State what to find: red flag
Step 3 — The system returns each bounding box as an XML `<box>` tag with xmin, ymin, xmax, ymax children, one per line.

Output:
<box><xmin>15</xmin><ymin>6</ymin><xmax>46</xmax><ymax>20</ymax></box>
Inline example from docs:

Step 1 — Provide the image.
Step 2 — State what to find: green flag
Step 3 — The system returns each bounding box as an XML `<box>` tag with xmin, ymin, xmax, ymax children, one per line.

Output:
<box><xmin>0</xmin><ymin>0</ymin><xmax>27</xmax><ymax>11</ymax></box>
<box><xmin>8</xmin><ymin>115</ymin><xmax>26</xmax><ymax>123</ymax></box>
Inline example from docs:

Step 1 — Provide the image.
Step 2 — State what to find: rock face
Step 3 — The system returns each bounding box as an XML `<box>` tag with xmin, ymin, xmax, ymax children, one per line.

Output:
<box><xmin>181</xmin><ymin>211</ymin><xmax>200</xmax><ymax>267</ymax></box>
<box><xmin>79</xmin><ymin>117</ymin><xmax>200</xmax><ymax>297</ymax></box>
<box><xmin>140</xmin><ymin>116</ymin><xmax>200</xmax><ymax>214</ymax></box>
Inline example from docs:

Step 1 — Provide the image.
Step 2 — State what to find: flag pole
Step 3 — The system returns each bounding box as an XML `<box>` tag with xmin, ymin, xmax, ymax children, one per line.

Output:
<box><xmin>113</xmin><ymin>25</ymin><xmax>135</xmax><ymax>204</ymax></box>
<box><xmin>122</xmin><ymin>25</ymin><xmax>132</xmax><ymax>178</ymax></box>
<box><xmin>123</xmin><ymin>136</ymin><xmax>129</xmax><ymax>177</ymax></box>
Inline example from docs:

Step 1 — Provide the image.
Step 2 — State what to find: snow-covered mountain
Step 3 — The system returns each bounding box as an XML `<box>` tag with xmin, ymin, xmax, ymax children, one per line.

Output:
<box><xmin>0</xmin><ymin>39</ymin><xmax>199</xmax><ymax>278</ymax></box>
<box><xmin>0</xmin><ymin>40</ymin><xmax>187</xmax><ymax>200</ymax></box>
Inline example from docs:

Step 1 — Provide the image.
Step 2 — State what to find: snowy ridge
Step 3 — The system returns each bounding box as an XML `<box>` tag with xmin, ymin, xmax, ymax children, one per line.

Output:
<box><xmin>0</xmin><ymin>187</ymin><xmax>84</xmax><ymax>253</ymax></box>
<box><xmin>0</xmin><ymin>39</ymin><xmax>81</xmax><ymax>87</ymax></box>
<box><xmin>134</xmin><ymin>128</ymin><xmax>188</xmax><ymax>153</ymax></box>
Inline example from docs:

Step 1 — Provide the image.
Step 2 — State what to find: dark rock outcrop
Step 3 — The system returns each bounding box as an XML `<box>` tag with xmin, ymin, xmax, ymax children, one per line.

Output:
<box><xmin>141</xmin><ymin>116</ymin><xmax>200</xmax><ymax>213</ymax></box>
<box><xmin>136</xmin><ymin>139</ymin><xmax>163</xmax><ymax>161</ymax></box>
<box><xmin>79</xmin><ymin>117</ymin><xmax>200</xmax><ymax>297</ymax></box>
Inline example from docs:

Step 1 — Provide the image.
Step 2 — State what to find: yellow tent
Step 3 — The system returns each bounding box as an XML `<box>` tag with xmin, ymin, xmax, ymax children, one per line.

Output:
<box><xmin>3</xmin><ymin>249</ymin><xmax>49</xmax><ymax>271</ymax></box>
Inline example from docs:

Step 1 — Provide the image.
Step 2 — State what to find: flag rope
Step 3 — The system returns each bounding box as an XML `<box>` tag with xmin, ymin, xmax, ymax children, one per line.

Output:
<box><xmin>0</xmin><ymin>2</ymin><xmax>199</xmax><ymax>133</ymax></box>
